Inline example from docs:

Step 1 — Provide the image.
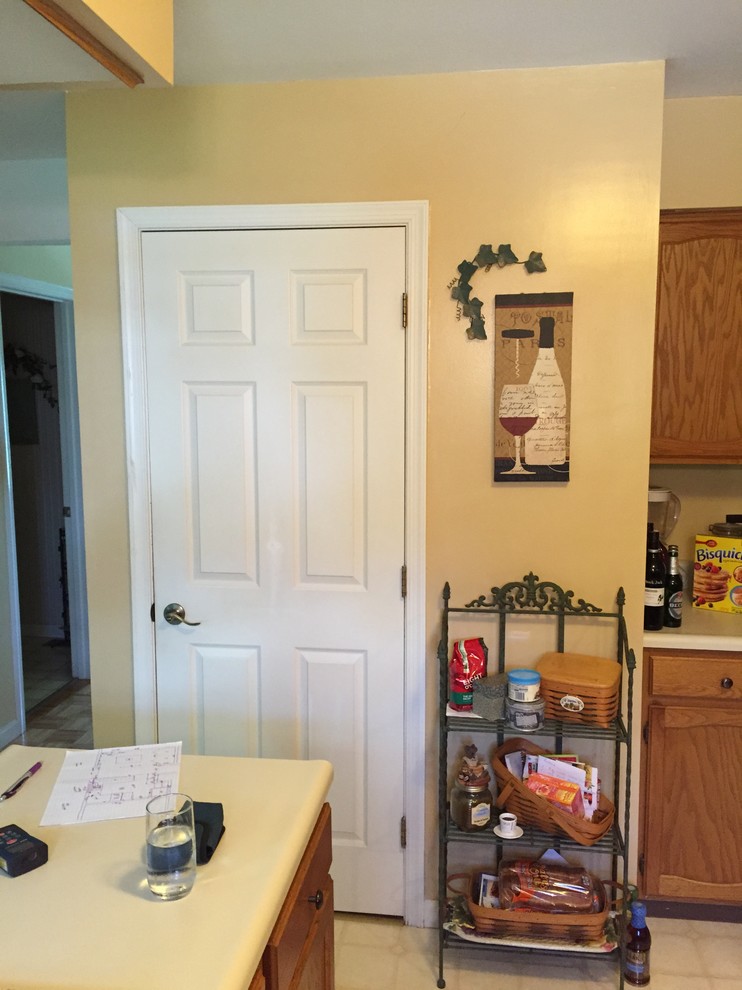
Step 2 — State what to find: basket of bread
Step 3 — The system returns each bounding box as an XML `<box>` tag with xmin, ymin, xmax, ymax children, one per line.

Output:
<box><xmin>448</xmin><ymin>858</ymin><xmax>609</xmax><ymax>942</ymax></box>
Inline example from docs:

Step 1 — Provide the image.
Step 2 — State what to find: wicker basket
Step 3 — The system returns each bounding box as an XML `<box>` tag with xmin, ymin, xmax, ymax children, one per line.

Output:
<box><xmin>448</xmin><ymin>872</ymin><xmax>609</xmax><ymax>943</ymax></box>
<box><xmin>491</xmin><ymin>737</ymin><xmax>615</xmax><ymax>846</ymax></box>
<box><xmin>536</xmin><ymin>652</ymin><xmax>621</xmax><ymax>729</ymax></box>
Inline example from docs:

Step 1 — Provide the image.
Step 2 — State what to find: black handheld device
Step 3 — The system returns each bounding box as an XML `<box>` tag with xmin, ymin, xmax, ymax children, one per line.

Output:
<box><xmin>0</xmin><ymin>824</ymin><xmax>48</xmax><ymax>877</ymax></box>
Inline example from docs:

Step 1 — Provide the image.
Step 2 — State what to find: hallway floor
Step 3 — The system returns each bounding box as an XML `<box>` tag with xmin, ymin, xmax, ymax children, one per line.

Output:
<box><xmin>21</xmin><ymin>634</ymin><xmax>73</xmax><ymax>712</ymax></box>
<box><xmin>9</xmin><ymin>678</ymin><xmax>92</xmax><ymax>749</ymax></box>
<box><xmin>334</xmin><ymin>912</ymin><xmax>742</xmax><ymax>989</ymax></box>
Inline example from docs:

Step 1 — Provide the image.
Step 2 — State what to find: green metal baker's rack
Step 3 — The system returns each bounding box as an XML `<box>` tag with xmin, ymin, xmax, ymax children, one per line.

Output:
<box><xmin>436</xmin><ymin>573</ymin><xmax>636</xmax><ymax>989</ymax></box>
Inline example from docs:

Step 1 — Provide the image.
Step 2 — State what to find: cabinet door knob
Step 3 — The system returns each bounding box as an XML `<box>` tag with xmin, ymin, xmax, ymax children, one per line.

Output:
<box><xmin>308</xmin><ymin>889</ymin><xmax>324</xmax><ymax>910</ymax></box>
<box><xmin>721</xmin><ymin>677</ymin><xmax>734</xmax><ymax>689</ymax></box>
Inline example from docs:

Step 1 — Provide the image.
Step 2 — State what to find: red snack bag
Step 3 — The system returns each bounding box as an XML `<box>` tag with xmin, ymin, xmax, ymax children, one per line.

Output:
<box><xmin>449</xmin><ymin>638</ymin><xmax>488</xmax><ymax>711</ymax></box>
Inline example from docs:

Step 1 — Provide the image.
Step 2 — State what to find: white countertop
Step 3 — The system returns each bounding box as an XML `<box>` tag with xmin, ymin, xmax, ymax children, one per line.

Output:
<box><xmin>0</xmin><ymin>745</ymin><xmax>333</xmax><ymax>990</ymax></box>
<box><xmin>643</xmin><ymin>605</ymin><xmax>742</xmax><ymax>652</ymax></box>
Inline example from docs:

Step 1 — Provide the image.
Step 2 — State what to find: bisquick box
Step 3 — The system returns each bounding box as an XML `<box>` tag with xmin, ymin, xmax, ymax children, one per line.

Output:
<box><xmin>693</xmin><ymin>534</ymin><xmax>742</xmax><ymax>615</ymax></box>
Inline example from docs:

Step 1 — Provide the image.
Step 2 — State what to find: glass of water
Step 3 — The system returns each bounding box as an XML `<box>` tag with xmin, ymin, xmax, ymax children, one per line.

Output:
<box><xmin>145</xmin><ymin>792</ymin><xmax>197</xmax><ymax>900</ymax></box>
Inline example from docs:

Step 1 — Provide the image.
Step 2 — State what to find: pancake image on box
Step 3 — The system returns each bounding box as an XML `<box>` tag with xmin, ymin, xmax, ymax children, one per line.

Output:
<box><xmin>535</xmin><ymin>652</ymin><xmax>620</xmax><ymax>728</ymax></box>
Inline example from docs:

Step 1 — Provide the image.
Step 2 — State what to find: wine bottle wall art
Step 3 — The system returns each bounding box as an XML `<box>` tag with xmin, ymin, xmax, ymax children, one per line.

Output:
<box><xmin>494</xmin><ymin>292</ymin><xmax>573</xmax><ymax>483</ymax></box>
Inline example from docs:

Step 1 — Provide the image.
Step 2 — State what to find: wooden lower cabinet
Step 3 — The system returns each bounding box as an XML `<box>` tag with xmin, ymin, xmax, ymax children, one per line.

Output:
<box><xmin>248</xmin><ymin>964</ymin><xmax>266</xmax><ymax>990</ymax></box>
<box><xmin>252</xmin><ymin>803</ymin><xmax>334</xmax><ymax>990</ymax></box>
<box><xmin>290</xmin><ymin>879</ymin><xmax>334</xmax><ymax>990</ymax></box>
<box><xmin>640</xmin><ymin>648</ymin><xmax>742</xmax><ymax>905</ymax></box>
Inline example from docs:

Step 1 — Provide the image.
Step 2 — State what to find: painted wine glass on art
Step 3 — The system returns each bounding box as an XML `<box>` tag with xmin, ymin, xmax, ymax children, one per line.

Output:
<box><xmin>498</xmin><ymin>384</ymin><xmax>539</xmax><ymax>475</ymax></box>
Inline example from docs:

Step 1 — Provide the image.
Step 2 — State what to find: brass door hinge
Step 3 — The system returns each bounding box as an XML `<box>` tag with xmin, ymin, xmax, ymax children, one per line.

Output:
<box><xmin>402</xmin><ymin>292</ymin><xmax>408</xmax><ymax>329</ymax></box>
<box><xmin>400</xmin><ymin>815</ymin><xmax>407</xmax><ymax>849</ymax></box>
<box><xmin>401</xmin><ymin>564</ymin><xmax>407</xmax><ymax>598</ymax></box>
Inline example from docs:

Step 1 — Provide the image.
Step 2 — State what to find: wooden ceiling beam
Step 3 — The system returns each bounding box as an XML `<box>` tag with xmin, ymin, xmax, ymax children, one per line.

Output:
<box><xmin>22</xmin><ymin>0</ymin><xmax>144</xmax><ymax>87</ymax></box>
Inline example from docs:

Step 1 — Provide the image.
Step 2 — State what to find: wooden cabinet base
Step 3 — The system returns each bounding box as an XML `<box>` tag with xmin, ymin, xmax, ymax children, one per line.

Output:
<box><xmin>640</xmin><ymin>649</ymin><xmax>742</xmax><ymax>906</ymax></box>
<box><xmin>251</xmin><ymin>804</ymin><xmax>334</xmax><ymax>990</ymax></box>
<box><xmin>248</xmin><ymin>964</ymin><xmax>266</xmax><ymax>990</ymax></box>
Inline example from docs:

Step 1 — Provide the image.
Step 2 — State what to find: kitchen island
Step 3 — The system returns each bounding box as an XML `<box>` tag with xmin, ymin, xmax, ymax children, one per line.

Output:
<box><xmin>0</xmin><ymin>745</ymin><xmax>333</xmax><ymax>989</ymax></box>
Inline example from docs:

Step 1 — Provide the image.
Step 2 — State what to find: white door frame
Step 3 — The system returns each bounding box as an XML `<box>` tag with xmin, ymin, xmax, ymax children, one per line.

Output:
<box><xmin>117</xmin><ymin>201</ymin><xmax>428</xmax><ymax>925</ymax></box>
<box><xmin>0</xmin><ymin>273</ymin><xmax>89</xmax><ymax>748</ymax></box>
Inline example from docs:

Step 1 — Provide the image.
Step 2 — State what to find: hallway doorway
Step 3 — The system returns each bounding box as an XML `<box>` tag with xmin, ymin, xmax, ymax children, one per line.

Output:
<box><xmin>0</xmin><ymin>275</ymin><xmax>89</xmax><ymax>748</ymax></box>
<box><xmin>2</xmin><ymin>291</ymin><xmax>71</xmax><ymax>711</ymax></box>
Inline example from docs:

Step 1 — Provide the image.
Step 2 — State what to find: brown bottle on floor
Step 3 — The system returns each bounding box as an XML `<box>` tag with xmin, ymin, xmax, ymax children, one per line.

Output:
<box><xmin>624</xmin><ymin>901</ymin><xmax>651</xmax><ymax>986</ymax></box>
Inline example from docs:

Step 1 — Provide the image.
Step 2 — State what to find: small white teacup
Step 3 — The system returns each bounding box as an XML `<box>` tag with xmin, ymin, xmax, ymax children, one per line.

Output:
<box><xmin>498</xmin><ymin>812</ymin><xmax>518</xmax><ymax>836</ymax></box>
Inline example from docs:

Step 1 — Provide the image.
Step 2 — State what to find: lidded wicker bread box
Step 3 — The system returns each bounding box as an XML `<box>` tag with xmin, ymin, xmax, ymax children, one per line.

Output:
<box><xmin>535</xmin><ymin>652</ymin><xmax>621</xmax><ymax>728</ymax></box>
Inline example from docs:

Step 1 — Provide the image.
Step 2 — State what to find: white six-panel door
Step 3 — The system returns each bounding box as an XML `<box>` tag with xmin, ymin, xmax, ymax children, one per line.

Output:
<box><xmin>140</xmin><ymin>225</ymin><xmax>406</xmax><ymax>913</ymax></box>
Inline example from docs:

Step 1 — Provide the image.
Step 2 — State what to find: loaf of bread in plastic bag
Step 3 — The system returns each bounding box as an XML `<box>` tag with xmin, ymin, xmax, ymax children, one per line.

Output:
<box><xmin>498</xmin><ymin>859</ymin><xmax>599</xmax><ymax>913</ymax></box>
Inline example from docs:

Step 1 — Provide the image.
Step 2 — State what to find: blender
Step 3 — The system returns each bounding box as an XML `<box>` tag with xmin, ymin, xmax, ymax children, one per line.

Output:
<box><xmin>648</xmin><ymin>487</ymin><xmax>681</xmax><ymax>549</ymax></box>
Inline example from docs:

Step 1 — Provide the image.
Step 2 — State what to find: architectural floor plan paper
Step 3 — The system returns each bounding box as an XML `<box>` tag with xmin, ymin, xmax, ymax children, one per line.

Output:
<box><xmin>40</xmin><ymin>742</ymin><xmax>182</xmax><ymax>825</ymax></box>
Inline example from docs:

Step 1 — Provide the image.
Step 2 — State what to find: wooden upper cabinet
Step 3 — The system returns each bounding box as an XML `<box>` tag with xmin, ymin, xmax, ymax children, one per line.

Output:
<box><xmin>650</xmin><ymin>208</ymin><xmax>742</xmax><ymax>463</ymax></box>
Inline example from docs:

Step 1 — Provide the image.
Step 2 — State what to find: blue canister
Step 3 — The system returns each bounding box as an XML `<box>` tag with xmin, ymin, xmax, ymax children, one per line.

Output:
<box><xmin>507</xmin><ymin>668</ymin><xmax>541</xmax><ymax>703</ymax></box>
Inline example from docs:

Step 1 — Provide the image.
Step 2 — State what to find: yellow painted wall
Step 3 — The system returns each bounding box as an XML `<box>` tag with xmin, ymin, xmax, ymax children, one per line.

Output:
<box><xmin>66</xmin><ymin>62</ymin><xmax>665</xmax><ymax>890</ymax></box>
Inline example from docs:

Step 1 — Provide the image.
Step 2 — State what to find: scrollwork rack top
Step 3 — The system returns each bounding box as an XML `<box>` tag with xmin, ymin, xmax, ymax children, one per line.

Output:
<box><xmin>442</xmin><ymin>571</ymin><xmax>626</xmax><ymax>616</ymax></box>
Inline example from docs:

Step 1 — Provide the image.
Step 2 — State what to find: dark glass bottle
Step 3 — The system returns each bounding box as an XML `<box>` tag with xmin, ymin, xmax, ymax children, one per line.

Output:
<box><xmin>663</xmin><ymin>544</ymin><xmax>683</xmax><ymax>627</ymax></box>
<box><xmin>624</xmin><ymin>901</ymin><xmax>651</xmax><ymax>986</ymax></box>
<box><xmin>644</xmin><ymin>529</ymin><xmax>665</xmax><ymax>631</ymax></box>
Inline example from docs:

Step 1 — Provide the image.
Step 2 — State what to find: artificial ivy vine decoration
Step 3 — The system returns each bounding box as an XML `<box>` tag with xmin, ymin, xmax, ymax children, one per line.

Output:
<box><xmin>3</xmin><ymin>342</ymin><xmax>58</xmax><ymax>408</ymax></box>
<box><xmin>449</xmin><ymin>243</ymin><xmax>547</xmax><ymax>340</ymax></box>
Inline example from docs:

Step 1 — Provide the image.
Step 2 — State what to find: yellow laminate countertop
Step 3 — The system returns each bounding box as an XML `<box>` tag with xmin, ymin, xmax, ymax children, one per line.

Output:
<box><xmin>0</xmin><ymin>745</ymin><xmax>332</xmax><ymax>990</ymax></box>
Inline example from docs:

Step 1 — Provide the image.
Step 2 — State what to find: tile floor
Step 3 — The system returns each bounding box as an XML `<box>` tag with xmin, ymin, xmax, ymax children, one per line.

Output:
<box><xmin>334</xmin><ymin>913</ymin><xmax>742</xmax><ymax>990</ymax></box>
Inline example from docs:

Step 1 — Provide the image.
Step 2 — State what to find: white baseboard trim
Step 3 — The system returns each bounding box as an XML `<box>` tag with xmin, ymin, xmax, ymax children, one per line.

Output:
<box><xmin>420</xmin><ymin>898</ymin><xmax>439</xmax><ymax>928</ymax></box>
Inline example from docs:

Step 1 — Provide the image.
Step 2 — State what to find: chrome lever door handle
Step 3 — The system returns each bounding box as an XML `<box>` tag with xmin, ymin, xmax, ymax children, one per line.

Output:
<box><xmin>163</xmin><ymin>603</ymin><xmax>201</xmax><ymax>626</ymax></box>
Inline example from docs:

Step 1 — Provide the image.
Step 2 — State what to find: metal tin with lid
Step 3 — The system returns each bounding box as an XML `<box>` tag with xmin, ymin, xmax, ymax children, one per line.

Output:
<box><xmin>505</xmin><ymin>696</ymin><xmax>545</xmax><ymax>732</ymax></box>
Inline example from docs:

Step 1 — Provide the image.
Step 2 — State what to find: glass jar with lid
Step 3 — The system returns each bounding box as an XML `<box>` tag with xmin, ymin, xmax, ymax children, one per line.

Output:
<box><xmin>450</xmin><ymin>779</ymin><xmax>494</xmax><ymax>831</ymax></box>
<box><xmin>450</xmin><ymin>745</ymin><xmax>493</xmax><ymax>832</ymax></box>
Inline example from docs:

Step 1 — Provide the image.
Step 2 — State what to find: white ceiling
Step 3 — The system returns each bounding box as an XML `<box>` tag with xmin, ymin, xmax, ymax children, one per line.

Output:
<box><xmin>172</xmin><ymin>0</ymin><xmax>742</xmax><ymax>98</ymax></box>
<box><xmin>1</xmin><ymin>0</ymin><xmax>742</xmax><ymax>161</ymax></box>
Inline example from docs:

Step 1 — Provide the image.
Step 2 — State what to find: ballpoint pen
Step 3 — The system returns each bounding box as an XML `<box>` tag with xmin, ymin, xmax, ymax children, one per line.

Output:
<box><xmin>0</xmin><ymin>761</ymin><xmax>43</xmax><ymax>801</ymax></box>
